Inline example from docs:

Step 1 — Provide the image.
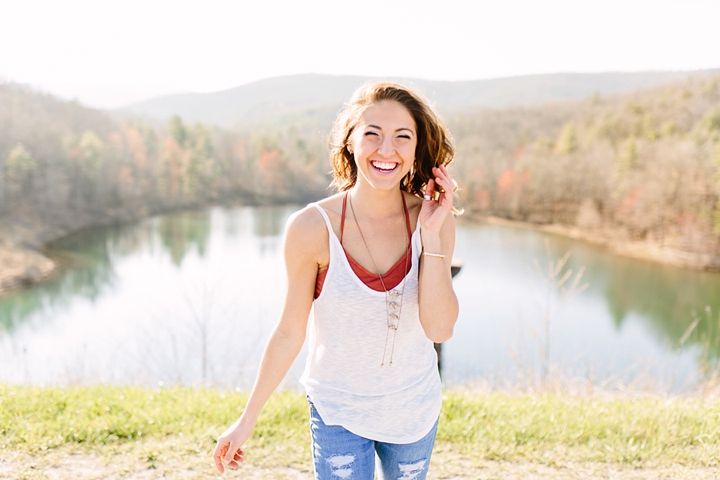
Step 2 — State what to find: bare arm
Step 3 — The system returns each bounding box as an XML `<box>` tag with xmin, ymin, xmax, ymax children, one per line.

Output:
<box><xmin>418</xmin><ymin>165</ymin><xmax>459</xmax><ymax>343</ymax></box>
<box><xmin>213</xmin><ymin>207</ymin><xmax>323</xmax><ymax>472</ymax></box>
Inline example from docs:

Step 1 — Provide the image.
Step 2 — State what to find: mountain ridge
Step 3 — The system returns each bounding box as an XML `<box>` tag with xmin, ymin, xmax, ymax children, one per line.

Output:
<box><xmin>117</xmin><ymin>69</ymin><xmax>720</xmax><ymax>126</ymax></box>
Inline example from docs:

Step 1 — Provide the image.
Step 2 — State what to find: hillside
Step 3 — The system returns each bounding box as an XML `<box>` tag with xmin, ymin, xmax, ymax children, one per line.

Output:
<box><xmin>449</xmin><ymin>75</ymin><xmax>720</xmax><ymax>269</ymax></box>
<box><xmin>118</xmin><ymin>70</ymin><xmax>720</xmax><ymax>126</ymax></box>
<box><xmin>2</xmin><ymin>72</ymin><xmax>720</xmax><ymax>295</ymax></box>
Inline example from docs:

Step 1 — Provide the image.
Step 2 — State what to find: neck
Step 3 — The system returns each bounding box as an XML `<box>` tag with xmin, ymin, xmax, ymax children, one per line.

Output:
<box><xmin>348</xmin><ymin>183</ymin><xmax>404</xmax><ymax>219</ymax></box>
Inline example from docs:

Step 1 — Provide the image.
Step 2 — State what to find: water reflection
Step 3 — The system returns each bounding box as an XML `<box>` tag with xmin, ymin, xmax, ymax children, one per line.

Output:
<box><xmin>540</xmin><ymin>232</ymin><xmax>720</xmax><ymax>353</ymax></box>
<box><xmin>445</xmin><ymin>223</ymin><xmax>719</xmax><ymax>390</ymax></box>
<box><xmin>0</xmin><ymin>209</ymin><xmax>718</xmax><ymax>391</ymax></box>
<box><xmin>0</xmin><ymin>206</ymin><xmax>297</xmax><ymax>387</ymax></box>
<box><xmin>0</xmin><ymin>228</ymin><xmax>117</xmax><ymax>333</ymax></box>
<box><xmin>158</xmin><ymin>210</ymin><xmax>212</xmax><ymax>265</ymax></box>
<box><xmin>253</xmin><ymin>206</ymin><xmax>286</xmax><ymax>256</ymax></box>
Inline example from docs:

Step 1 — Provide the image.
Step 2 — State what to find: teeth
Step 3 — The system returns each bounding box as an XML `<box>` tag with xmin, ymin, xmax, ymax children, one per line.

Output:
<box><xmin>372</xmin><ymin>161</ymin><xmax>397</xmax><ymax>171</ymax></box>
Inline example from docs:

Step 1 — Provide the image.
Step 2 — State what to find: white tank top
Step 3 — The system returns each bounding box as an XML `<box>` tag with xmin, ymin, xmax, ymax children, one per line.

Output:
<box><xmin>299</xmin><ymin>203</ymin><xmax>442</xmax><ymax>444</ymax></box>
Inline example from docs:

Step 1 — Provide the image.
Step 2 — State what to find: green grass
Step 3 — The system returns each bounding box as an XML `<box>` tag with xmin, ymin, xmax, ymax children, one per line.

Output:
<box><xmin>440</xmin><ymin>392</ymin><xmax>720</xmax><ymax>465</ymax></box>
<box><xmin>2</xmin><ymin>385</ymin><xmax>720</xmax><ymax>467</ymax></box>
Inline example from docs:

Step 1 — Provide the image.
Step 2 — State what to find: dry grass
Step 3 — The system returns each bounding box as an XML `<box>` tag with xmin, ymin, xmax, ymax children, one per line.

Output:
<box><xmin>2</xmin><ymin>441</ymin><xmax>720</xmax><ymax>479</ymax></box>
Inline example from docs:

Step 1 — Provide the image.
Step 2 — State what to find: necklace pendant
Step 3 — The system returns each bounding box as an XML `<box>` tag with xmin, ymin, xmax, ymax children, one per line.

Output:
<box><xmin>389</xmin><ymin>290</ymin><xmax>400</xmax><ymax>299</ymax></box>
<box><xmin>388</xmin><ymin>324</ymin><xmax>398</xmax><ymax>331</ymax></box>
<box><xmin>388</xmin><ymin>301</ymin><xmax>399</xmax><ymax>310</ymax></box>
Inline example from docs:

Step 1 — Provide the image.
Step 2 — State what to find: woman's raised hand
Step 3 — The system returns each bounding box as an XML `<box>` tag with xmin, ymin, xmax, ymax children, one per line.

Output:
<box><xmin>420</xmin><ymin>164</ymin><xmax>456</xmax><ymax>234</ymax></box>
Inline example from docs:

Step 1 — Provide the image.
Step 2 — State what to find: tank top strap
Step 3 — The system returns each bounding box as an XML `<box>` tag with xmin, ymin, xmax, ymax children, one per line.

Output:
<box><xmin>312</xmin><ymin>203</ymin><xmax>334</xmax><ymax>234</ymax></box>
<box><xmin>340</xmin><ymin>193</ymin><xmax>348</xmax><ymax>244</ymax></box>
<box><xmin>401</xmin><ymin>193</ymin><xmax>412</xmax><ymax>238</ymax></box>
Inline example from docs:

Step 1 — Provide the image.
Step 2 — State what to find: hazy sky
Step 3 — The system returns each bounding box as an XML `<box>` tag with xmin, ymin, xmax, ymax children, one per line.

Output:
<box><xmin>1</xmin><ymin>0</ymin><xmax>719</xmax><ymax>109</ymax></box>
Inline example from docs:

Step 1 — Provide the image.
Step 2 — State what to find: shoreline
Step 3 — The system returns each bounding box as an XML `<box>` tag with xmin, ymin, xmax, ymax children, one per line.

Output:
<box><xmin>2</xmin><ymin>210</ymin><xmax>719</xmax><ymax>298</ymax></box>
<box><xmin>463</xmin><ymin>214</ymin><xmax>720</xmax><ymax>273</ymax></box>
<box><xmin>0</xmin><ymin>237</ymin><xmax>58</xmax><ymax>297</ymax></box>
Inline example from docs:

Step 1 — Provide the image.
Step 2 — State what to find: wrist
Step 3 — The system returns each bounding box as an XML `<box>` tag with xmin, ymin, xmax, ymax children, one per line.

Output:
<box><xmin>238</xmin><ymin>408</ymin><xmax>260</xmax><ymax>427</ymax></box>
<box><xmin>421</xmin><ymin>234</ymin><xmax>442</xmax><ymax>254</ymax></box>
<box><xmin>235</xmin><ymin>416</ymin><xmax>256</xmax><ymax>433</ymax></box>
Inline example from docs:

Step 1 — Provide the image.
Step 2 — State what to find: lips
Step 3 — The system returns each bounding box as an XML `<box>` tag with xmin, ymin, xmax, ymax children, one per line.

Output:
<box><xmin>371</xmin><ymin>161</ymin><xmax>398</xmax><ymax>172</ymax></box>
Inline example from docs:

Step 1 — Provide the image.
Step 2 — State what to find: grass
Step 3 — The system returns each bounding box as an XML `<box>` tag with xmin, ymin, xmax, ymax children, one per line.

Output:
<box><xmin>2</xmin><ymin>384</ymin><xmax>720</xmax><ymax>470</ymax></box>
<box><xmin>440</xmin><ymin>392</ymin><xmax>720</xmax><ymax>465</ymax></box>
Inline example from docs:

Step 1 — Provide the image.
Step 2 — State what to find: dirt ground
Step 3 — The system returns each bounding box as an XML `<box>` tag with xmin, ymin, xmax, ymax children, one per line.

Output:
<box><xmin>0</xmin><ymin>240</ymin><xmax>55</xmax><ymax>296</ymax></box>
<box><xmin>1</xmin><ymin>443</ymin><xmax>719</xmax><ymax>480</ymax></box>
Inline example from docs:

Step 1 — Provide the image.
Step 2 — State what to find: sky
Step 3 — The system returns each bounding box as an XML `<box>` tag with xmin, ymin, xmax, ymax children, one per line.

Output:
<box><xmin>1</xmin><ymin>0</ymin><xmax>719</xmax><ymax>109</ymax></box>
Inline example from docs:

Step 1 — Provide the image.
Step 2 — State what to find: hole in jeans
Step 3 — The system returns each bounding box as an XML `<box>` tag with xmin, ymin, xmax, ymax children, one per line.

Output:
<box><xmin>327</xmin><ymin>454</ymin><xmax>354</xmax><ymax>479</ymax></box>
<box><xmin>398</xmin><ymin>459</ymin><xmax>427</xmax><ymax>480</ymax></box>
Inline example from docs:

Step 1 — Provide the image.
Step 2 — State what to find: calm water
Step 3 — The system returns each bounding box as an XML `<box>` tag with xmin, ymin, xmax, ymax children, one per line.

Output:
<box><xmin>1</xmin><ymin>206</ymin><xmax>719</xmax><ymax>391</ymax></box>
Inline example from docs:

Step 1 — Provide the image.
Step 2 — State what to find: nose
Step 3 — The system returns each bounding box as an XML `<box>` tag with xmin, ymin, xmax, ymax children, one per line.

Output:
<box><xmin>377</xmin><ymin>136</ymin><xmax>394</xmax><ymax>157</ymax></box>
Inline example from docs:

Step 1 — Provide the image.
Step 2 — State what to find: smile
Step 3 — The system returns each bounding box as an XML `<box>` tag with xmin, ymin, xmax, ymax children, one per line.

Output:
<box><xmin>371</xmin><ymin>161</ymin><xmax>398</xmax><ymax>172</ymax></box>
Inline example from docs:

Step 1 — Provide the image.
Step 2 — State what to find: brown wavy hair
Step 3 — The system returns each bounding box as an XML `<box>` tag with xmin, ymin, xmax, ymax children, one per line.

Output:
<box><xmin>329</xmin><ymin>82</ymin><xmax>455</xmax><ymax>197</ymax></box>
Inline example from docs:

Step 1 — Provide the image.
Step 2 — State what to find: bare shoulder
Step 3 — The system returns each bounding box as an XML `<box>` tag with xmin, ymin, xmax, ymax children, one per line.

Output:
<box><xmin>314</xmin><ymin>192</ymin><xmax>344</xmax><ymax>217</ymax></box>
<box><xmin>404</xmin><ymin>192</ymin><xmax>424</xmax><ymax>229</ymax></box>
<box><xmin>285</xmin><ymin>203</ymin><xmax>327</xmax><ymax>247</ymax></box>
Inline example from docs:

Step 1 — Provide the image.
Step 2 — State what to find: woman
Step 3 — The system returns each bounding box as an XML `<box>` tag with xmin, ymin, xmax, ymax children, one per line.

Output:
<box><xmin>213</xmin><ymin>82</ymin><xmax>459</xmax><ymax>479</ymax></box>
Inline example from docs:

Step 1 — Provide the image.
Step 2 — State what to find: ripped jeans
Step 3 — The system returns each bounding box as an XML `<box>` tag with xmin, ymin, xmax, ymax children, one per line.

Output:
<box><xmin>308</xmin><ymin>398</ymin><xmax>438</xmax><ymax>480</ymax></box>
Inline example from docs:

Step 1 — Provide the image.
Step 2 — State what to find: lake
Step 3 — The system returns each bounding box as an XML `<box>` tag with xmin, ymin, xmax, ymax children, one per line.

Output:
<box><xmin>1</xmin><ymin>205</ymin><xmax>719</xmax><ymax>392</ymax></box>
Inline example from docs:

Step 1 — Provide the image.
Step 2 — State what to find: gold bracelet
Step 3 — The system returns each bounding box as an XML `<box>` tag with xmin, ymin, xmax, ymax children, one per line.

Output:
<box><xmin>422</xmin><ymin>251</ymin><xmax>445</xmax><ymax>259</ymax></box>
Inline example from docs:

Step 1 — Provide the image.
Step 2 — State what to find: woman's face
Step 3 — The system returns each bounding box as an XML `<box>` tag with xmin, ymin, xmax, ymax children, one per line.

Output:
<box><xmin>348</xmin><ymin>100</ymin><xmax>417</xmax><ymax>193</ymax></box>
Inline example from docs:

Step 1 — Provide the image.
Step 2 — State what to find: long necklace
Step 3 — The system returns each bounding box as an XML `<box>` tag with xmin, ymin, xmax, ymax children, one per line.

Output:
<box><xmin>348</xmin><ymin>192</ymin><xmax>410</xmax><ymax>367</ymax></box>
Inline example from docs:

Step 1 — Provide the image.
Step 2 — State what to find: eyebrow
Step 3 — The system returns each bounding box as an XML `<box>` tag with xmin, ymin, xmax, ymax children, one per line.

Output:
<box><xmin>367</xmin><ymin>125</ymin><xmax>415</xmax><ymax>134</ymax></box>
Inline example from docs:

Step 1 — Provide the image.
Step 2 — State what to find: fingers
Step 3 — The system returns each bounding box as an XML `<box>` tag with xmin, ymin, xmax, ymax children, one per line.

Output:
<box><xmin>227</xmin><ymin>453</ymin><xmax>243</xmax><ymax>469</ymax></box>
<box><xmin>433</xmin><ymin>166</ymin><xmax>454</xmax><ymax>191</ymax></box>
<box><xmin>224</xmin><ymin>441</ymin><xmax>244</xmax><ymax>465</ymax></box>
<box><xmin>424</xmin><ymin>178</ymin><xmax>435</xmax><ymax>201</ymax></box>
<box><xmin>213</xmin><ymin>442</ymin><xmax>227</xmax><ymax>473</ymax></box>
<box><xmin>431</xmin><ymin>166</ymin><xmax>455</xmax><ymax>208</ymax></box>
<box><xmin>213</xmin><ymin>440</ymin><xmax>244</xmax><ymax>473</ymax></box>
<box><xmin>424</xmin><ymin>165</ymin><xmax>457</xmax><ymax>209</ymax></box>
<box><xmin>231</xmin><ymin>449</ymin><xmax>244</xmax><ymax>467</ymax></box>
<box><xmin>436</xmin><ymin>164</ymin><xmax>455</xmax><ymax>187</ymax></box>
<box><xmin>225</xmin><ymin>442</ymin><xmax>243</xmax><ymax>465</ymax></box>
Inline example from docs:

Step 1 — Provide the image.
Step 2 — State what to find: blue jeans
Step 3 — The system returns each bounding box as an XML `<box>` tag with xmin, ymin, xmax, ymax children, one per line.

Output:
<box><xmin>308</xmin><ymin>398</ymin><xmax>438</xmax><ymax>480</ymax></box>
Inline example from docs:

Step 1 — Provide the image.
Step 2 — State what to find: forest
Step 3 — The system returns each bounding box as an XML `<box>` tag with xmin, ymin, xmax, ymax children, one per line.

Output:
<box><xmin>1</xmin><ymin>74</ymin><xmax>719</xmax><ymax>271</ymax></box>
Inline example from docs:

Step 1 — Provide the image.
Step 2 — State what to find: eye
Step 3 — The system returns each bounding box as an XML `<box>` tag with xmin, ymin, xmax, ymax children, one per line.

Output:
<box><xmin>364</xmin><ymin>131</ymin><xmax>379</xmax><ymax>137</ymax></box>
<box><xmin>397</xmin><ymin>134</ymin><xmax>411</xmax><ymax>140</ymax></box>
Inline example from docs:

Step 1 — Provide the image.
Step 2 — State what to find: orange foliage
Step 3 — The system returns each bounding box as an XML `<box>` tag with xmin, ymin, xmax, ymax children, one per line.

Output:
<box><xmin>259</xmin><ymin>148</ymin><xmax>281</xmax><ymax>170</ymax></box>
<box><xmin>67</xmin><ymin>147</ymin><xmax>83</xmax><ymax>162</ymax></box>
<box><xmin>258</xmin><ymin>148</ymin><xmax>286</xmax><ymax>191</ymax></box>
<box><xmin>616</xmin><ymin>185</ymin><xmax>643</xmax><ymax>223</ymax></box>
<box><xmin>497</xmin><ymin>168</ymin><xmax>530</xmax><ymax>199</ymax></box>
<box><xmin>124</xmin><ymin>127</ymin><xmax>148</xmax><ymax>169</ymax></box>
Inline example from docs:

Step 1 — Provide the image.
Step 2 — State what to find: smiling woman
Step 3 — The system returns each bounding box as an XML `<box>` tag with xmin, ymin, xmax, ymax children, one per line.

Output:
<box><xmin>344</xmin><ymin>100</ymin><xmax>418</xmax><ymax>193</ymax></box>
<box><xmin>329</xmin><ymin>84</ymin><xmax>455</xmax><ymax>198</ymax></box>
<box><xmin>213</xmin><ymin>82</ymin><xmax>460</xmax><ymax>480</ymax></box>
